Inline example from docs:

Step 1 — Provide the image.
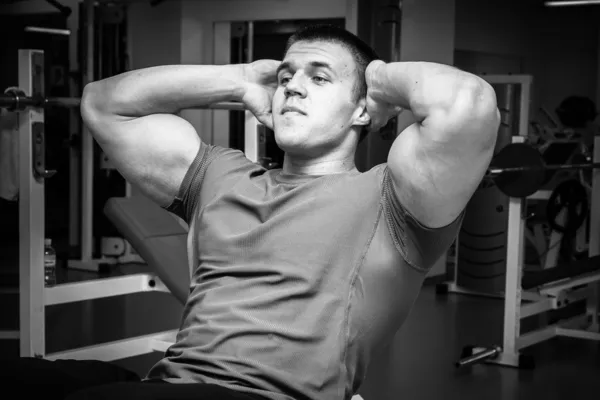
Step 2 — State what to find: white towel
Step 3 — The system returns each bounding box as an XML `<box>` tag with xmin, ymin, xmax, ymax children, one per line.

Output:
<box><xmin>0</xmin><ymin>107</ymin><xmax>19</xmax><ymax>201</ymax></box>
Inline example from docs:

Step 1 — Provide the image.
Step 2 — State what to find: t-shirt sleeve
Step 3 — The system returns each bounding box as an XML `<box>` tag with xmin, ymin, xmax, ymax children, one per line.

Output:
<box><xmin>381</xmin><ymin>165</ymin><xmax>465</xmax><ymax>273</ymax></box>
<box><xmin>162</xmin><ymin>142</ymin><xmax>256</xmax><ymax>224</ymax></box>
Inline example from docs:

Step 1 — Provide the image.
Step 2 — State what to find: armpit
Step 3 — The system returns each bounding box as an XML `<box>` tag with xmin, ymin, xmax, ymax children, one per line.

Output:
<box><xmin>381</xmin><ymin>165</ymin><xmax>465</xmax><ymax>273</ymax></box>
<box><xmin>162</xmin><ymin>143</ymin><xmax>220</xmax><ymax>224</ymax></box>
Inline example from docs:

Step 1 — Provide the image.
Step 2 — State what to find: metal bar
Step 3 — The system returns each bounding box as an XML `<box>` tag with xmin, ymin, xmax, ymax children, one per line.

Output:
<box><xmin>502</xmin><ymin>195</ymin><xmax>525</xmax><ymax>357</ymax></box>
<box><xmin>0</xmin><ymin>331</ymin><xmax>20</xmax><ymax>340</ymax></box>
<box><xmin>489</xmin><ymin>162</ymin><xmax>600</xmax><ymax>176</ymax></box>
<box><xmin>43</xmin><ymin>97</ymin><xmax>81</xmax><ymax>107</ymax></box>
<box><xmin>589</xmin><ymin>136</ymin><xmax>600</xmax><ymax>329</ymax></box>
<box><xmin>520</xmin><ymin>298</ymin><xmax>555</xmax><ymax>319</ymax></box>
<box><xmin>19</xmin><ymin>49</ymin><xmax>46</xmax><ymax>358</ymax></box>
<box><xmin>500</xmin><ymin>135</ymin><xmax>529</xmax><ymax>361</ymax></box>
<box><xmin>0</xmin><ymin>93</ymin><xmax>246</xmax><ymax>111</ymax></box>
<box><xmin>456</xmin><ymin>346</ymin><xmax>501</xmax><ymax>368</ymax></box>
<box><xmin>244</xmin><ymin>111</ymin><xmax>260</xmax><ymax>162</ymax></box>
<box><xmin>80</xmin><ymin>0</ymin><xmax>95</xmax><ymax>271</ymax></box>
<box><xmin>44</xmin><ymin>274</ymin><xmax>168</xmax><ymax>306</ymax></box>
<box><xmin>247</xmin><ymin>21</ymin><xmax>254</xmax><ymax>63</ymax></box>
<box><xmin>538</xmin><ymin>271</ymin><xmax>600</xmax><ymax>297</ymax></box>
<box><xmin>522</xmin><ymin>291</ymin><xmax>545</xmax><ymax>302</ymax></box>
<box><xmin>24</xmin><ymin>26</ymin><xmax>71</xmax><ymax>36</ymax></box>
<box><xmin>45</xmin><ymin>329</ymin><xmax>178</xmax><ymax>362</ymax></box>
<box><xmin>555</xmin><ymin>328</ymin><xmax>600</xmax><ymax>341</ymax></box>
<box><xmin>68</xmin><ymin>3</ymin><xmax>81</xmax><ymax>253</ymax></box>
<box><xmin>517</xmin><ymin>314</ymin><xmax>590</xmax><ymax>350</ymax></box>
<box><xmin>516</xmin><ymin>324</ymin><xmax>556</xmax><ymax>350</ymax></box>
<box><xmin>0</xmin><ymin>93</ymin><xmax>40</xmax><ymax>109</ymax></box>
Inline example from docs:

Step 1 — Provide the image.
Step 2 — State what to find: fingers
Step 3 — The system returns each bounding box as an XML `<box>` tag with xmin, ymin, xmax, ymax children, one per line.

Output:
<box><xmin>257</xmin><ymin>113</ymin><xmax>274</xmax><ymax>131</ymax></box>
<box><xmin>370</xmin><ymin>106</ymin><xmax>404</xmax><ymax>133</ymax></box>
<box><xmin>367</xmin><ymin>109</ymin><xmax>390</xmax><ymax>133</ymax></box>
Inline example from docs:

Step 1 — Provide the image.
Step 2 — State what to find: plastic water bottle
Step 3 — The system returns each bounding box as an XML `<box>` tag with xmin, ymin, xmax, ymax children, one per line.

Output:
<box><xmin>44</xmin><ymin>238</ymin><xmax>56</xmax><ymax>287</ymax></box>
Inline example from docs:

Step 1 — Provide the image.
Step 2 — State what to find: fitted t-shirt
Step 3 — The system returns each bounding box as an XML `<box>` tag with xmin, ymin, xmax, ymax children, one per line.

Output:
<box><xmin>146</xmin><ymin>142</ymin><xmax>464</xmax><ymax>400</ymax></box>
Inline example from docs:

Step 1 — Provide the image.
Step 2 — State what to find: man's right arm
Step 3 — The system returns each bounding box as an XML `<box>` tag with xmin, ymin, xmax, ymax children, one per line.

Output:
<box><xmin>80</xmin><ymin>64</ymin><xmax>248</xmax><ymax>208</ymax></box>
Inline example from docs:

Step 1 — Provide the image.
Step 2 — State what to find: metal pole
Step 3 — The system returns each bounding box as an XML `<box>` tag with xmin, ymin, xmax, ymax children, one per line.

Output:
<box><xmin>0</xmin><ymin>94</ymin><xmax>246</xmax><ymax>111</ymax></box>
<box><xmin>488</xmin><ymin>162</ymin><xmax>600</xmax><ymax>176</ymax></box>
<box><xmin>81</xmin><ymin>0</ymin><xmax>95</xmax><ymax>266</ymax></box>
<box><xmin>244</xmin><ymin>21</ymin><xmax>259</xmax><ymax>163</ymax></box>
<box><xmin>68</xmin><ymin>2</ymin><xmax>80</xmax><ymax>252</ymax></box>
<box><xmin>455</xmin><ymin>346</ymin><xmax>501</xmax><ymax>368</ymax></box>
<box><xmin>589</xmin><ymin>136</ymin><xmax>600</xmax><ymax>330</ymax></box>
<box><xmin>24</xmin><ymin>26</ymin><xmax>71</xmax><ymax>36</ymax></box>
<box><xmin>501</xmin><ymin>85</ymin><xmax>531</xmax><ymax>366</ymax></box>
<box><xmin>247</xmin><ymin>21</ymin><xmax>254</xmax><ymax>64</ymax></box>
<box><xmin>18</xmin><ymin>49</ymin><xmax>46</xmax><ymax>358</ymax></box>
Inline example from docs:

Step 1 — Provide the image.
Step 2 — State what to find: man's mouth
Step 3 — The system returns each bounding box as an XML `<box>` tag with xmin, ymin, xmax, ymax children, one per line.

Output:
<box><xmin>281</xmin><ymin>106</ymin><xmax>306</xmax><ymax>115</ymax></box>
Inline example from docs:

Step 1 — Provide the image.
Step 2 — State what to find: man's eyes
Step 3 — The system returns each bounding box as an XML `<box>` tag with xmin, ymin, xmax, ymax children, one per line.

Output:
<box><xmin>278</xmin><ymin>74</ymin><xmax>329</xmax><ymax>84</ymax></box>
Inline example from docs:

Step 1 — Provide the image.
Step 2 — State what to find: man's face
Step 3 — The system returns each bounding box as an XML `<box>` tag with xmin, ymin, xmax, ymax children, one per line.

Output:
<box><xmin>272</xmin><ymin>41</ymin><xmax>366</xmax><ymax>158</ymax></box>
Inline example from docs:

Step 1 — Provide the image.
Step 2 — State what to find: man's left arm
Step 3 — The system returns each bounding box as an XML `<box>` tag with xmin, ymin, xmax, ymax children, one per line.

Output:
<box><xmin>367</xmin><ymin>61</ymin><xmax>500</xmax><ymax>228</ymax></box>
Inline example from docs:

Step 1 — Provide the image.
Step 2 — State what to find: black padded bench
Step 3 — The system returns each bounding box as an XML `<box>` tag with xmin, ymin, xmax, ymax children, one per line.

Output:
<box><xmin>103</xmin><ymin>196</ymin><xmax>190</xmax><ymax>304</ymax></box>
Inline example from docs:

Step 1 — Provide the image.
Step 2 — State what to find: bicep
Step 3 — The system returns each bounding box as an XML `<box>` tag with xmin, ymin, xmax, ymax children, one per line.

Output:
<box><xmin>86</xmin><ymin>112</ymin><xmax>201</xmax><ymax>207</ymax></box>
<box><xmin>387</xmin><ymin>106</ymin><xmax>498</xmax><ymax>228</ymax></box>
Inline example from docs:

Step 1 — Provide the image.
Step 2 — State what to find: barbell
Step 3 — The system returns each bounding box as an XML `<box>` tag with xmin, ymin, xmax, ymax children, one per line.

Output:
<box><xmin>0</xmin><ymin>89</ymin><xmax>246</xmax><ymax>112</ymax></box>
<box><xmin>3</xmin><ymin>88</ymin><xmax>598</xmax><ymax>198</ymax></box>
<box><xmin>485</xmin><ymin>142</ymin><xmax>599</xmax><ymax>197</ymax></box>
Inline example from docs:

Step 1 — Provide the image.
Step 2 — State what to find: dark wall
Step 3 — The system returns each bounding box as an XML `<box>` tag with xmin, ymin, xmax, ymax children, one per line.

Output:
<box><xmin>354</xmin><ymin>0</ymin><xmax>401</xmax><ymax>172</ymax></box>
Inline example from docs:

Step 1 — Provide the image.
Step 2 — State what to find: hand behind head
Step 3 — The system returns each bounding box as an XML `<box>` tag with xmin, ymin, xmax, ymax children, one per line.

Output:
<box><xmin>364</xmin><ymin>60</ymin><xmax>403</xmax><ymax>133</ymax></box>
<box><xmin>242</xmin><ymin>60</ymin><xmax>281</xmax><ymax>130</ymax></box>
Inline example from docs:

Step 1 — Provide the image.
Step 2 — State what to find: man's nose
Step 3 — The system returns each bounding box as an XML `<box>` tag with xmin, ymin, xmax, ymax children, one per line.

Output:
<box><xmin>284</xmin><ymin>74</ymin><xmax>307</xmax><ymax>98</ymax></box>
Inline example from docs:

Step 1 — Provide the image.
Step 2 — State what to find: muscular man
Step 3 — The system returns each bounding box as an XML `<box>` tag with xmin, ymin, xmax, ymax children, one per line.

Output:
<box><xmin>11</xmin><ymin>25</ymin><xmax>499</xmax><ymax>400</ymax></box>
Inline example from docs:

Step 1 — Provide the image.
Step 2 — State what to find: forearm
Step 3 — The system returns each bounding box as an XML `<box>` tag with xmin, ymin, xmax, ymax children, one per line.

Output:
<box><xmin>370</xmin><ymin>61</ymin><xmax>493</xmax><ymax>122</ymax></box>
<box><xmin>82</xmin><ymin>64</ymin><xmax>246</xmax><ymax>117</ymax></box>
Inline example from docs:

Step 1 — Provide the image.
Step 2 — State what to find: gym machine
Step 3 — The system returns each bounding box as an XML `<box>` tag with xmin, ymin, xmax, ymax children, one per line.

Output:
<box><xmin>437</xmin><ymin>75</ymin><xmax>600</xmax><ymax>369</ymax></box>
<box><xmin>0</xmin><ymin>48</ymin><xmax>265</xmax><ymax>360</ymax></box>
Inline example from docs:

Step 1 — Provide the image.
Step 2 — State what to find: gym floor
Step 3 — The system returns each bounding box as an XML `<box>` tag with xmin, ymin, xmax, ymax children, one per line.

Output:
<box><xmin>359</xmin><ymin>284</ymin><xmax>600</xmax><ymax>400</ymax></box>
<box><xmin>2</xmin><ymin>269</ymin><xmax>599</xmax><ymax>399</ymax></box>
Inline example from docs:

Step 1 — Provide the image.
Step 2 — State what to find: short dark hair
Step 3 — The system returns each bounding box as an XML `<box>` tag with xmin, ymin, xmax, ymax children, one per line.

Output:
<box><xmin>284</xmin><ymin>24</ymin><xmax>379</xmax><ymax>103</ymax></box>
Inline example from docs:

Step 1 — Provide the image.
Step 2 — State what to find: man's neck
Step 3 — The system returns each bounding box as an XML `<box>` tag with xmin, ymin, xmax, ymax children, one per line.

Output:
<box><xmin>281</xmin><ymin>155</ymin><xmax>358</xmax><ymax>176</ymax></box>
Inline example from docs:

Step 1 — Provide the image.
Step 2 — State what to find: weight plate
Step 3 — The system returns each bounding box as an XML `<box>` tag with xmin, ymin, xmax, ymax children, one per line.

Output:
<box><xmin>491</xmin><ymin>143</ymin><xmax>546</xmax><ymax>197</ymax></box>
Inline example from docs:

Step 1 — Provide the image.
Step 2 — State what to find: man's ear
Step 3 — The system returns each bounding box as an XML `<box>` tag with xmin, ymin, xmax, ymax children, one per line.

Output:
<box><xmin>353</xmin><ymin>98</ymin><xmax>371</xmax><ymax>127</ymax></box>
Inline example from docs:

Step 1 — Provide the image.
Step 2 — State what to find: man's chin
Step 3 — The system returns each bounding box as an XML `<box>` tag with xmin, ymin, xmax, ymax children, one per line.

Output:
<box><xmin>275</xmin><ymin>140</ymin><xmax>303</xmax><ymax>153</ymax></box>
<box><xmin>274</xmin><ymin>137</ymin><xmax>309</xmax><ymax>156</ymax></box>
<box><xmin>274</xmin><ymin>127</ymin><xmax>302</xmax><ymax>146</ymax></box>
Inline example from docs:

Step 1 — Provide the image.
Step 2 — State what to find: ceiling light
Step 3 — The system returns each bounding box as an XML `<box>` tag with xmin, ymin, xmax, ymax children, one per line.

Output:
<box><xmin>545</xmin><ymin>0</ymin><xmax>600</xmax><ymax>6</ymax></box>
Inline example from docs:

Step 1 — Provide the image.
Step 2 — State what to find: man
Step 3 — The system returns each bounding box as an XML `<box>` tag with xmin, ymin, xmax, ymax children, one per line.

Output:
<box><xmin>9</xmin><ymin>24</ymin><xmax>499</xmax><ymax>400</ymax></box>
